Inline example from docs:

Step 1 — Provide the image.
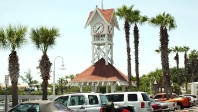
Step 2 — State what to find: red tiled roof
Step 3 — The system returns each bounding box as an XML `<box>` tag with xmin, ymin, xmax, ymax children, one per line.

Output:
<box><xmin>71</xmin><ymin>58</ymin><xmax>128</xmax><ymax>82</ymax></box>
<box><xmin>85</xmin><ymin>8</ymin><xmax>114</xmax><ymax>25</ymax></box>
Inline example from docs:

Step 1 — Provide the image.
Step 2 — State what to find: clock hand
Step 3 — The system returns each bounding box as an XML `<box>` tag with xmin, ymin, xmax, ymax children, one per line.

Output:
<box><xmin>96</xmin><ymin>26</ymin><xmax>101</xmax><ymax>32</ymax></box>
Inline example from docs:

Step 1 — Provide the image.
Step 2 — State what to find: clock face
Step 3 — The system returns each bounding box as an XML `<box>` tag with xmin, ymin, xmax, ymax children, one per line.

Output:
<box><xmin>108</xmin><ymin>25</ymin><xmax>113</xmax><ymax>36</ymax></box>
<box><xmin>93</xmin><ymin>22</ymin><xmax>104</xmax><ymax>34</ymax></box>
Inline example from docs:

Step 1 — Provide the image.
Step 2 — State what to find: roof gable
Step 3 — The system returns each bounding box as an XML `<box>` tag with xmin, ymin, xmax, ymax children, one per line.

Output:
<box><xmin>84</xmin><ymin>7</ymin><xmax>114</xmax><ymax>28</ymax></box>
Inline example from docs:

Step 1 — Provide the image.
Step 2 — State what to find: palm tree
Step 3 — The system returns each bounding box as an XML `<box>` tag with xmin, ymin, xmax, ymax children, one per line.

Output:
<box><xmin>30</xmin><ymin>26</ymin><xmax>60</xmax><ymax>100</ymax></box>
<box><xmin>0</xmin><ymin>27</ymin><xmax>7</xmax><ymax>49</ymax></box>
<box><xmin>1</xmin><ymin>24</ymin><xmax>27</xmax><ymax>107</ymax></box>
<box><xmin>115</xmin><ymin>5</ymin><xmax>134</xmax><ymax>91</ymax></box>
<box><xmin>129</xmin><ymin>8</ymin><xmax>148</xmax><ymax>91</ymax></box>
<box><xmin>188</xmin><ymin>50</ymin><xmax>198</xmax><ymax>82</ymax></box>
<box><xmin>171</xmin><ymin>46</ymin><xmax>182</xmax><ymax>95</ymax></box>
<box><xmin>181</xmin><ymin>46</ymin><xmax>190</xmax><ymax>92</ymax></box>
<box><xmin>58</xmin><ymin>77</ymin><xmax>65</xmax><ymax>94</ymax></box>
<box><xmin>149</xmin><ymin>12</ymin><xmax>176</xmax><ymax>100</ymax></box>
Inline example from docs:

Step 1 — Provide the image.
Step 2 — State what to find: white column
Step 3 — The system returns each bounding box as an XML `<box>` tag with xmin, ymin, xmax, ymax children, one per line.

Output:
<box><xmin>122</xmin><ymin>85</ymin><xmax>126</xmax><ymax>92</ymax></box>
<box><xmin>106</xmin><ymin>85</ymin><xmax>108</xmax><ymax>93</ymax></box>
<box><xmin>111</xmin><ymin>44</ymin><xmax>114</xmax><ymax>64</ymax></box>
<box><xmin>79</xmin><ymin>85</ymin><xmax>83</xmax><ymax>92</ymax></box>
<box><xmin>191</xmin><ymin>82</ymin><xmax>195</xmax><ymax>95</ymax></box>
<box><xmin>92</xmin><ymin>42</ymin><xmax>94</xmax><ymax>65</ymax></box>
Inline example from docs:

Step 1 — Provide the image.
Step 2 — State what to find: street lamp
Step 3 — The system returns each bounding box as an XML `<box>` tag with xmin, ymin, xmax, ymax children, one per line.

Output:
<box><xmin>53</xmin><ymin>56</ymin><xmax>66</xmax><ymax>99</ymax></box>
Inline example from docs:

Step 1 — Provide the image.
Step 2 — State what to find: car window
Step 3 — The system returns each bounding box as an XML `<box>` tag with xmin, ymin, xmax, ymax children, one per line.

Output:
<box><xmin>88</xmin><ymin>95</ymin><xmax>99</xmax><ymax>105</ymax></box>
<box><xmin>128</xmin><ymin>94</ymin><xmax>137</xmax><ymax>101</ymax></box>
<box><xmin>154</xmin><ymin>95</ymin><xmax>162</xmax><ymax>99</ymax></box>
<box><xmin>100</xmin><ymin>95</ymin><xmax>109</xmax><ymax>105</ymax></box>
<box><xmin>9</xmin><ymin>103</ymin><xmax>39</xmax><ymax>112</ymax></box>
<box><xmin>55</xmin><ymin>96</ymin><xmax>69</xmax><ymax>106</ymax></box>
<box><xmin>54</xmin><ymin>102</ymin><xmax>66</xmax><ymax>109</ymax></box>
<box><xmin>106</xmin><ymin>94</ymin><xmax>124</xmax><ymax>102</ymax></box>
<box><xmin>142</xmin><ymin>93</ymin><xmax>150</xmax><ymax>101</ymax></box>
<box><xmin>69</xmin><ymin>95</ymin><xmax>85</xmax><ymax>106</ymax></box>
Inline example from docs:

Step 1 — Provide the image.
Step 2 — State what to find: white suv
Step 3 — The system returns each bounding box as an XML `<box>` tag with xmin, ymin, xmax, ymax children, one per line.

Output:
<box><xmin>105</xmin><ymin>91</ymin><xmax>153</xmax><ymax>112</ymax></box>
<box><xmin>54</xmin><ymin>92</ymin><xmax>118</xmax><ymax>112</ymax></box>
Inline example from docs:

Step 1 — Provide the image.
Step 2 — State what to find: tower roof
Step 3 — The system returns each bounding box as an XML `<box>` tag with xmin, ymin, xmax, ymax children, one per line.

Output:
<box><xmin>84</xmin><ymin>7</ymin><xmax>120</xmax><ymax>30</ymax></box>
<box><xmin>70</xmin><ymin>58</ymin><xmax>128</xmax><ymax>82</ymax></box>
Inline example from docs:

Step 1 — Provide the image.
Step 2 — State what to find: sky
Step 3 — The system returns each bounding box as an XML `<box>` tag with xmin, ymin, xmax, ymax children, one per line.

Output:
<box><xmin>0</xmin><ymin>0</ymin><xmax>198</xmax><ymax>85</ymax></box>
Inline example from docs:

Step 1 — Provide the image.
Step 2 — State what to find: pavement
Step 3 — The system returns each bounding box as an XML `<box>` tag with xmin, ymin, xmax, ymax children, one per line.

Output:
<box><xmin>176</xmin><ymin>105</ymin><xmax>198</xmax><ymax>112</ymax></box>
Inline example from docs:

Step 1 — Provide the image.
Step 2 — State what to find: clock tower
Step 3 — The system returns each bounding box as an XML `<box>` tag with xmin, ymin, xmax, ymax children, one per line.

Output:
<box><xmin>84</xmin><ymin>6</ymin><xmax>120</xmax><ymax>65</ymax></box>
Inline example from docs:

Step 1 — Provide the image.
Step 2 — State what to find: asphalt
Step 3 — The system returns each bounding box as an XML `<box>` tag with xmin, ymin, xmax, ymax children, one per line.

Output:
<box><xmin>178</xmin><ymin>105</ymin><xmax>198</xmax><ymax>112</ymax></box>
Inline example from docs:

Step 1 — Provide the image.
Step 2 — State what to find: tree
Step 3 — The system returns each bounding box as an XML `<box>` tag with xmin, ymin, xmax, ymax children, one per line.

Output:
<box><xmin>149</xmin><ymin>12</ymin><xmax>177</xmax><ymax>100</ymax></box>
<box><xmin>115</xmin><ymin>5</ymin><xmax>134</xmax><ymax>91</ymax></box>
<box><xmin>57</xmin><ymin>77</ymin><xmax>65</xmax><ymax>94</ymax></box>
<box><xmin>0</xmin><ymin>27</ymin><xmax>7</xmax><ymax>49</ymax></box>
<box><xmin>188</xmin><ymin>50</ymin><xmax>198</xmax><ymax>82</ymax></box>
<box><xmin>181</xmin><ymin>46</ymin><xmax>190</xmax><ymax>92</ymax></box>
<box><xmin>20</xmin><ymin>69</ymin><xmax>38</xmax><ymax>87</ymax></box>
<box><xmin>30</xmin><ymin>26</ymin><xmax>60</xmax><ymax>100</ymax></box>
<box><xmin>1</xmin><ymin>24</ymin><xmax>27</xmax><ymax>107</ymax></box>
<box><xmin>129</xmin><ymin>7</ymin><xmax>148</xmax><ymax>91</ymax></box>
<box><xmin>171</xmin><ymin>46</ymin><xmax>182</xmax><ymax>95</ymax></box>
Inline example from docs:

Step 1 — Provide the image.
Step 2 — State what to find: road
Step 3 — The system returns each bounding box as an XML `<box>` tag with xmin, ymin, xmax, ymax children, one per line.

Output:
<box><xmin>178</xmin><ymin>105</ymin><xmax>198</xmax><ymax>112</ymax></box>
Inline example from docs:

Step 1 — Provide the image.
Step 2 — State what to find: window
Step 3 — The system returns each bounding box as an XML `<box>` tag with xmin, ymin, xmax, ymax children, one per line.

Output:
<box><xmin>54</xmin><ymin>102</ymin><xmax>66</xmax><ymax>109</ymax></box>
<box><xmin>128</xmin><ymin>94</ymin><xmax>137</xmax><ymax>101</ymax></box>
<box><xmin>99</xmin><ymin>95</ymin><xmax>108</xmax><ymax>105</ymax></box>
<box><xmin>69</xmin><ymin>95</ymin><xmax>85</xmax><ymax>106</ymax></box>
<box><xmin>54</xmin><ymin>96</ymin><xmax>69</xmax><ymax>106</ymax></box>
<box><xmin>141</xmin><ymin>93</ymin><xmax>150</xmax><ymax>101</ymax></box>
<box><xmin>154</xmin><ymin>95</ymin><xmax>162</xmax><ymax>99</ymax></box>
<box><xmin>88</xmin><ymin>95</ymin><xmax>99</xmax><ymax>105</ymax></box>
<box><xmin>9</xmin><ymin>103</ymin><xmax>39</xmax><ymax>112</ymax></box>
<box><xmin>106</xmin><ymin>94</ymin><xmax>124</xmax><ymax>102</ymax></box>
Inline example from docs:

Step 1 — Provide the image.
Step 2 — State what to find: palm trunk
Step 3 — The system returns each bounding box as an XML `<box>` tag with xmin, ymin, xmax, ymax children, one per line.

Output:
<box><xmin>9</xmin><ymin>51</ymin><xmax>19</xmax><ymax>107</ymax></box>
<box><xmin>184</xmin><ymin>53</ymin><xmax>188</xmax><ymax>92</ymax></box>
<box><xmin>42</xmin><ymin>80</ymin><xmax>48</xmax><ymax>100</ymax></box>
<box><xmin>134</xmin><ymin>24</ymin><xmax>140</xmax><ymax>91</ymax></box>
<box><xmin>160</xmin><ymin>27</ymin><xmax>171</xmax><ymax>100</ymax></box>
<box><xmin>191</xmin><ymin>60</ymin><xmax>195</xmax><ymax>82</ymax></box>
<box><xmin>40</xmin><ymin>53</ymin><xmax>52</xmax><ymax>100</ymax></box>
<box><xmin>12</xmin><ymin>82</ymin><xmax>18</xmax><ymax>107</ymax></box>
<box><xmin>176</xmin><ymin>53</ymin><xmax>181</xmax><ymax>95</ymax></box>
<box><xmin>124</xmin><ymin>20</ymin><xmax>132</xmax><ymax>91</ymax></box>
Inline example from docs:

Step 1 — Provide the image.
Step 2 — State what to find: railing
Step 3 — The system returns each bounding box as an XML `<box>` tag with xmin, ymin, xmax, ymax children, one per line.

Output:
<box><xmin>0</xmin><ymin>95</ymin><xmax>54</xmax><ymax>111</ymax></box>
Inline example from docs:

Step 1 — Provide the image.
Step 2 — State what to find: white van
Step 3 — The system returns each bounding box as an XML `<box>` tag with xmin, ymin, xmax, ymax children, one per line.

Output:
<box><xmin>105</xmin><ymin>91</ymin><xmax>153</xmax><ymax>112</ymax></box>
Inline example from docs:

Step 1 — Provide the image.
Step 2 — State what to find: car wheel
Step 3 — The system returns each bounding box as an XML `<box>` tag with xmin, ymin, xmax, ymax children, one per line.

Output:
<box><xmin>176</xmin><ymin>103</ymin><xmax>183</xmax><ymax>110</ymax></box>
<box><xmin>106</xmin><ymin>101</ymin><xmax>114</xmax><ymax>112</ymax></box>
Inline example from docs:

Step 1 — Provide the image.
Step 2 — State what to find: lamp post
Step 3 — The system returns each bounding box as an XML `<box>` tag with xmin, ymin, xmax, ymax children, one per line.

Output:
<box><xmin>53</xmin><ymin>56</ymin><xmax>66</xmax><ymax>99</ymax></box>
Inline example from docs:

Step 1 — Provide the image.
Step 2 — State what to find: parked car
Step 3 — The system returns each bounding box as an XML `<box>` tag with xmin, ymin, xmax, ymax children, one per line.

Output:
<box><xmin>105</xmin><ymin>91</ymin><xmax>153</xmax><ymax>112</ymax></box>
<box><xmin>54</xmin><ymin>92</ymin><xmax>120</xmax><ymax>112</ymax></box>
<box><xmin>150</xmin><ymin>98</ymin><xmax>169</xmax><ymax>112</ymax></box>
<box><xmin>152</xmin><ymin>93</ymin><xmax>190</xmax><ymax>110</ymax></box>
<box><xmin>182</xmin><ymin>94</ymin><xmax>198</xmax><ymax>105</ymax></box>
<box><xmin>179</xmin><ymin>95</ymin><xmax>196</xmax><ymax>107</ymax></box>
<box><xmin>7</xmin><ymin>100</ymin><xmax>84</xmax><ymax>112</ymax></box>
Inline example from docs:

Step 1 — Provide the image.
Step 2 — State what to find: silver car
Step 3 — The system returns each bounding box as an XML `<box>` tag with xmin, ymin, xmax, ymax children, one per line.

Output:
<box><xmin>7</xmin><ymin>100</ymin><xmax>83</xmax><ymax>112</ymax></box>
<box><xmin>54</xmin><ymin>92</ymin><xmax>113</xmax><ymax>112</ymax></box>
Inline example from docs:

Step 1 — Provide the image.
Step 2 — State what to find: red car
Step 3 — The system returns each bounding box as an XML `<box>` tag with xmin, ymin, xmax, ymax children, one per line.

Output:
<box><xmin>151</xmin><ymin>103</ymin><xmax>162</xmax><ymax>112</ymax></box>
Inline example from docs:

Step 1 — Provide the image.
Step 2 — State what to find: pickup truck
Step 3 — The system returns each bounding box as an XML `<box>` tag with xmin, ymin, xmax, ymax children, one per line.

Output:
<box><xmin>152</xmin><ymin>93</ymin><xmax>190</xmax><ymax>110</ymax></box>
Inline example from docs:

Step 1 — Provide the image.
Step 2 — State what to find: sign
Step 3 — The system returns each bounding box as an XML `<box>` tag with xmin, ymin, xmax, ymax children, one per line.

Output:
<box><xmin>5</xmin><ymin>75</ymin><xmax>9</xmax><ymax>85</ymax></box>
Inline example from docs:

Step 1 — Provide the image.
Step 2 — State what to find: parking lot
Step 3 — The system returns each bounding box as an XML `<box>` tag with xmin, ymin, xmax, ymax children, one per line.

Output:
<box><xmin>178</xmin><ymin>105</ymin><xmax>198</xmax><ymax>112</ymax></box>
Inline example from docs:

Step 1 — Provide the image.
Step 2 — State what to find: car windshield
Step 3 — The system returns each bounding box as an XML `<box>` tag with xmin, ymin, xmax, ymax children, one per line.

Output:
<box><xmin>54</xmin><ymin>102</ymin><xmax>67</xmax><ymax>109</ymax></box>
<box><xmin>54</xmin><ymin>96</ymin><xmax>69</xmax><ymax>106</ymax></box>
<box><xmin>100</xmin><ymin>95</ymin><xmax>109</xmax><ymax>105</ymax></box>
